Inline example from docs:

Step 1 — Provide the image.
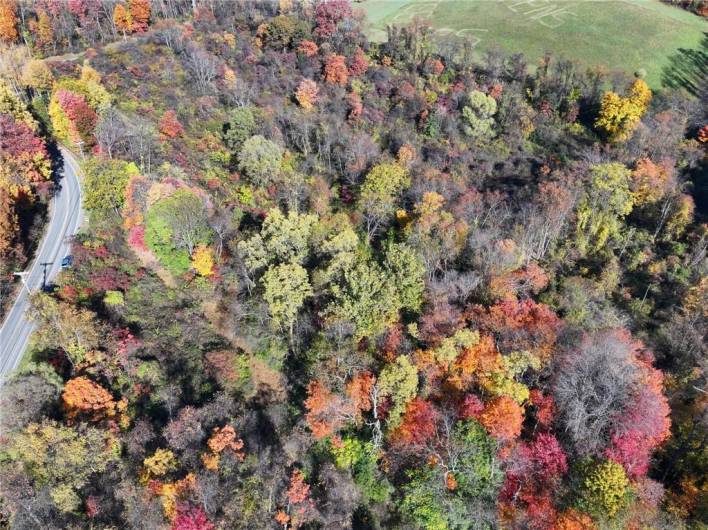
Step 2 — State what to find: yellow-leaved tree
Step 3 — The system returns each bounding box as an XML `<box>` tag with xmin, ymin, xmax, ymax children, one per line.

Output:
<box><xmin>595</xmin><ymin>78</ymin><xmax>651</xmax><ymax>142</ymax></box>
<box><xmin>191</xmin><ymin>244</ymin><xmax>215</xmax><ymax>276</ymax></box>
<box><xmin>113</xmin><ymin>3</ymin><xmax>132</xmax><ymax>38</ymax></box>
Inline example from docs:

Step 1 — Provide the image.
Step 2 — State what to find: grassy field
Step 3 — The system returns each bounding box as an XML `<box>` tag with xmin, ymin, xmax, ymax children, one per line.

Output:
<box><xmin>360</xmin><ymin>0</ymin><xmax>707</xmax><ymax>88</ymax></box>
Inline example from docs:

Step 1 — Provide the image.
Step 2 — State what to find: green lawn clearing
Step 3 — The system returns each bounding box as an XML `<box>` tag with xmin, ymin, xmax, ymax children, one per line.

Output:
<box><xmin>360</xmin><ymin>0</ymin><xmax>707</xmax><ymax>88</ymax></box>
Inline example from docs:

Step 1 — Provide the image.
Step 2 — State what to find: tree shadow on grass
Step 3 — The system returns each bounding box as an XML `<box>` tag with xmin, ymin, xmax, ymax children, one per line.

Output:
<box><xmin>661</xmin><ymin>32</ymin><xmax>708</xmax><ymax>96</ymax></box>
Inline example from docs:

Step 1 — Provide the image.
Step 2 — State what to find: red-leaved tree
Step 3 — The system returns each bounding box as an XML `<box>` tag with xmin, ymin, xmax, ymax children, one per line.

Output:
<box><xmin>171</xmin><ymin>505</ymin><xmax>215</xmax><ymax>530</ymax></box>
<box><xmin>159</xmin><ymin>110</ymin><xmax>184</xmax><ymax>138</ymax></box>
<box><xmin>314</xmin><ymin>0</ymin><xmax>351</xmax><ymax>39</ymax></box>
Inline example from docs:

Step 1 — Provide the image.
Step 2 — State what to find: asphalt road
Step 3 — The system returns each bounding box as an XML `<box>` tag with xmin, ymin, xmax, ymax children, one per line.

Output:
<box><xmin>0</xmin><ymin>148</ymin><xmax>83</xmax><ymax>381</ymax></box>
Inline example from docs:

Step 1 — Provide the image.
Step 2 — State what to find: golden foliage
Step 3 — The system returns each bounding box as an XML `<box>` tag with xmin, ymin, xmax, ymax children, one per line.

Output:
<box><xmin>191</xmin><ymin>244</ymin><xmax>215</xmax><ymax>276</ymax></box>
<box><xmin>595</xmin><ymin>79</ymin><xmax>652</xmax><ymax>142</ymax></box>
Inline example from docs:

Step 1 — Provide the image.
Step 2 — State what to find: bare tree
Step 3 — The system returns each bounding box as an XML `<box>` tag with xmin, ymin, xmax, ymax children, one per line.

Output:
<box><xmin>553</xmin><ymin>329</ymin><xmax>640</xmax><ymax>455</ymax></box>
<box><xmin>95</xmin><ymin>107</ymin><xmax>126</xmax><ymax>159</ymax></box>
<box><xmin>0</xmin><ymin>371</ymin><xmax>60</xmax><ymax>433</ymax></box>
<box><xmin>152</xmin><ymin>20</ymin><xmax>186</xmax><ymax>53</ymax></box>
<box><xmin>317</xmin><ymin>464</ymin><xmax>360</xmax><ymax>528</ymax></box>
<box><xmin>184</xmin><ymin>43</ymin><xmax>219</xmax><ymax>94</ymax></box>
<box><xmin>208</xmin><ymin>207</ymin><xmax>234</xmax><ymax>260</ymax></box>
<box><xmin>126</xmin><ymin>117</ymin><xmax>159</xmax><ymax>175</ymax></box>
<box><xmin>516</xmin><ymin>181</ymin><xmax>577</xmax><ymax>262</ymax></box>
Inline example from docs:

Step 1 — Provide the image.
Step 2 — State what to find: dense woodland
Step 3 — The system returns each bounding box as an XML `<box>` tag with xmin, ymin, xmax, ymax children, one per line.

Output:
<box><xmin>0</xmin><ymin>1</ymin><xmax>707</xmax><ymax>529</ymax></box>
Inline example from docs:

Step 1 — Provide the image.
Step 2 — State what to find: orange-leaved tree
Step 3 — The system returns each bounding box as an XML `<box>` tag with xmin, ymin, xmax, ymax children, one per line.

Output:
<box><xmin>478</xmin><ymin>395</ymin><xmax>524</xmax><ymax>441</ymax></box>
<box><xmin>113</xmin><ymin>3</ymin><xmax>132</xmax><ymax>38</ymax></box>
<box><xmin>0</xmin><ymin>0</ymin><xmax>18</xmax><ymax>43</ymax></box>
<box><xmin>295</xmin><ymin>79</ymin><xmax>319</xmax><ymax>110</ymax></box>
<box><xmin>201</xmin><ymin>425</ymin><xmax>245</xmax><ymax>470</ymax></box>
<box><xmin>129</xmin><ymin>0</ymin><xmax>150</xmax><ymax>32</ymax></box>
<box><xmin>62</xmin><ymin>376</ymin><xmax>123</xmax><ymax>421</ymax></box>
<box><xmin>323</xmin><ymin>54</ymin><xmax>348</xmax><ymax>86</ymax></box>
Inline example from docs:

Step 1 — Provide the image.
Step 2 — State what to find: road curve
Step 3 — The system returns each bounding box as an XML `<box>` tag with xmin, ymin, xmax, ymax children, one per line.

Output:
<box><xmin>0</xmin><ymin>148</ymin><xmax>83</xmax><ymax>381</ymax></box>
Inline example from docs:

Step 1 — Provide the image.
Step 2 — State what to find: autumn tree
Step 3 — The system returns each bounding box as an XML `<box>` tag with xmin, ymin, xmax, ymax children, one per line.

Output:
<box><xmin>49</xmin><ymin>89</ymin><xmax>98</xmax><ymax>145</ymax></box>
<box><xmin>62</xmin><ymin>376</ymin><xmax>120</xmax><ymax>421</ymax></box>
<box><xmin>405</xmin><ymin>192</ymin><xmax>469</xmax><ymax>279</ymax></box>
<box><xmin>470</xmin><ymin>298</ymin><xmax>561</xmax><ymax>362</ymax></box>
<box><xmin>191</xmin><ymin>244</ymin><xmax>215</xmax><ymax>276</ymax></box>
<box><xmin>631</xmin><ymin>158</ymin><xmax>674</xmax><ymax>206</ymax></box>
<box><xmin>159</xmin><ymin>109</ymin><xmax>184</xmax><ymax>138</ymax></box>
<box><xmin>21</xmin><ymin>60</ymin><xmax>54</xmax><ymax>93</ymax></box>
<box><xmin>580</xmin><ymin>460</ymin><xmax>629</xmax><ymax>518</ymax></box>
<box><xmin>323</xmin><ymin>54</ymin><xmax>348</xmax><ymax>86</ymax></box>
<box><xmin>280</xmin><ymin>469</ymin><xmax>317</xmax><ymax>528</ymax></box>
<box><xmin>575</xmin><ymin>163</ymin><xmax>634</xmax><ymax>254</ymax></box>
<box><xmin>298</xmin><ymin>39</ymin><xmax>318</xmax><ymax>56</ymax></box>
<box><xmin>0</xmin><ymin>0</ymin><xmax>18</xmax><ymax>43</ymax></box>
<box><xmin>78</xmin><ymin>62</ymin><xmax>111</xmax><ymax>108</ymax></box>
<box><xmin>377</xmin><ymin>355</ymin><xmax>419</xmax><ymax>427</ymax></box>
<box><xmin>595</xmin><ymin>78</ymin><xmax>652</xmax><ymax>142</ymax></box>
<box><xmin>143</xmin><ymin>448</ymin><xmax>178</xmax><ymax>477</ymax></box>
<box><xmin>6</xmin><ymin>420</ymin><xmax>118</xmax><ymax>512</ymax></box>
<box><xmin>663</xmin><ymin>193</ymin><xmax>695</xmax><ymax>239</ymax></box>
<box><xmin>357</xmin><ymin>162</ymin><xmax>409</xmax><ymax>242</ymax></box>
<box><xmin>201</xmin><ymin>425</ymin><xmax>245</xmax><ymax>470</ymax></box>
<box><xmin>391</xmin><ymin>398</ymin><xmax>438</xmax><ymax>447</ymax></box>
<box><xmin>82</xmin><ymin>157</ymin><xmax>139</xmax><ymax>214</ymax></box>
<box><xmin>129</xmin><ymin>0</ymin><xmax>151</xmax><ymax>32</ymax></box>
<box><xmin>348</xmin><ymin>47</ymin><xmax>368</xmax><ymax>76</ymax></box>
<box><xmin>172</xmin><ymin>505</ymin><xmax>215</xmax><ymax>530</ymax></box>
<box><xmin>29</xmin><ymin>9</ymin><xmax>54</xmax><ymax>53</ymax></box>
<box><xmin>478</xmin><ymin>396</ymin><xmax>523</xmax><ymax>441</ymax></box>
<box><xmin>345</xmin><ymin>371</ymin><xmax>376</xmax><ymax>420</ymax></box>
<box><xmin>113</xmin><ymin>3</ymin><xmax>133</xmax><ymax>38</ymax></box>
<box><xmin>0</xmin><ymin>114</ymin><xmax>52</xmax><ymax>198</ymax></box>
<box><xmin>295</xmin><ymin>78</ymin><xmax>319</xmax><ymax>110</ymax></box>
<box><xmin>0</xmin><ymin>80</ymin><xmax>37</xmax><ymax>128</ymax></box>
<box><xmin>521</xmin><ymin>433</ymin><xmax>568</xmax><ymax>481</ymax></box>
<box><xmin>0</xmin><ymin>189</ymin><xmax>19</xmax><ymax>259</ymax></box>
<box><xmin>29</xmin><ymin>293</ymin><xmax>101</xmax><ymax>368</ymax></box>
<box><xmin>304</xmin><ymin>379</ymin><xmax>354</xmax><ymax>438</ymax></box>
<box><xmin>314</xmin><ymin>0</ymin><xmax>351</xmax><ymax>38</ymax></box>
<box><xmin>554</xmin><ymin>510</ymin><xmax>595</xmax><ymax>530</ymax></box>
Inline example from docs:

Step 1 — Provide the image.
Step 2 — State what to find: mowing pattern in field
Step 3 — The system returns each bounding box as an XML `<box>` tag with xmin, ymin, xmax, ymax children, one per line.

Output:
<box><xmin>361</xmin><ymin>0</ymin><xmax>707</xmax><ymax>87</ymax></box>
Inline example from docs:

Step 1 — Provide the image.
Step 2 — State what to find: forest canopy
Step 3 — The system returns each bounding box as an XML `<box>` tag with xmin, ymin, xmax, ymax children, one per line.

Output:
<box><xmin>0</xmin><ymin>1</ymin><xmax>706</xmax><ymax>530</ymax></box>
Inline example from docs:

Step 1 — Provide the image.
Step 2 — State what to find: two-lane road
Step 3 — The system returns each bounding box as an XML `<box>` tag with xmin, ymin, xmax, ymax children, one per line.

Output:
<box><xmin>0</xmin><ymin>148</ymin><xmax>83</xmax><ymax>381</ymax></box>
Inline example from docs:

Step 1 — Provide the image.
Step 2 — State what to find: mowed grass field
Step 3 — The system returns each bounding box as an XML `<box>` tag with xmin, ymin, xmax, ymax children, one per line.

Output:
<box><xmin>360</xmin><ymin>0</ymin><xmax>707</xmax><ymax>88</ymax></box>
